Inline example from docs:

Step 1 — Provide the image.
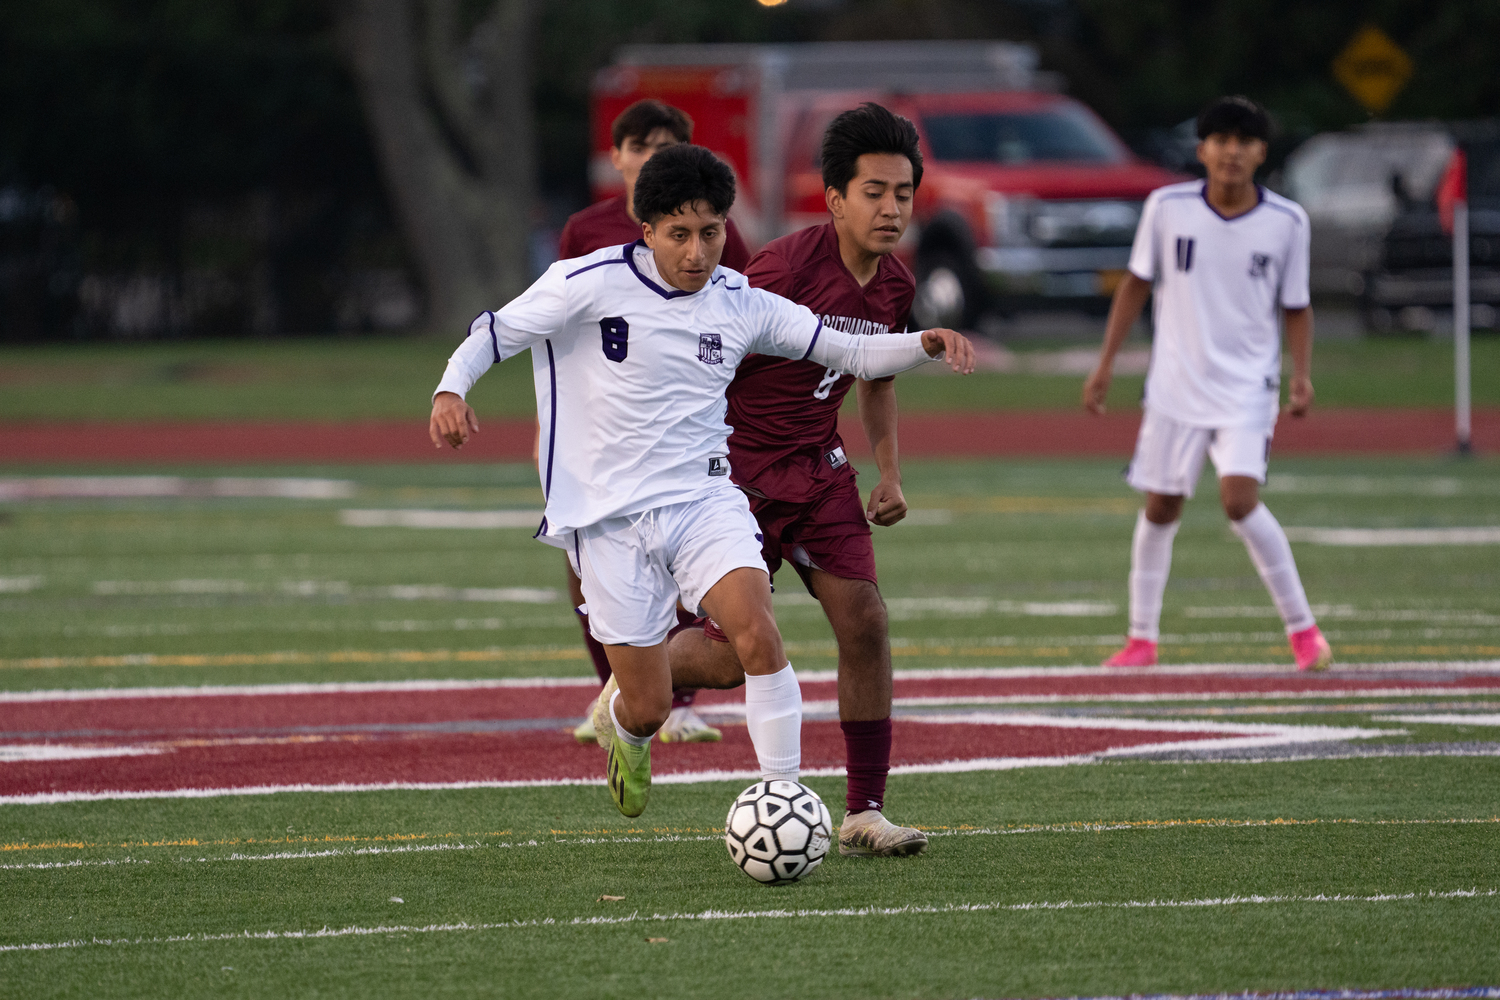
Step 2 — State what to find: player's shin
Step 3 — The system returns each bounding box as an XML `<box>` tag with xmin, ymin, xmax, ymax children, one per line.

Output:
<box><xmin>1128</xmin><ymin>510</ymin><xmax>1180</xmax><ymax>640</ymax></box>
<box><xmin>1230</xmin><ymin>503</ymin><xmax>1315</xmax><ymax>633</ymax></box>
<box><xmin>744</xmin><ymin>663</ymin><xmax>802</xmax><ymax>782</ymax></box>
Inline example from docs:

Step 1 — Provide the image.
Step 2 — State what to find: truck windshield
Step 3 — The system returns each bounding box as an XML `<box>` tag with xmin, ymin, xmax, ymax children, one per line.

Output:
<box><xmin>924</xmin><ymin>108</ymin><xmax>1122</xmax><ymax>165</ymax></box>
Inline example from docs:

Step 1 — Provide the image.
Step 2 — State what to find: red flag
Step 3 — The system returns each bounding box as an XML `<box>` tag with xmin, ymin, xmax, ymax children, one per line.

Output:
<box><xmin>1437</xmin><ymin>148</ymin><xmax>1468</xmax><ymax>236</ymax></box>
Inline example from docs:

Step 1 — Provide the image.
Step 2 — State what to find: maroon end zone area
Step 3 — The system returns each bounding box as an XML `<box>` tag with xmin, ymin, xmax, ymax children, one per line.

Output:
<box><xmin>3</xmin><ymin>669</ymin><xmax>1494</xmax><ymax>798</ymax></box>
<box><xmin>2</xmin><ymin>408</ymin><xmax>1494</xmax><ymax>463</ymax></box>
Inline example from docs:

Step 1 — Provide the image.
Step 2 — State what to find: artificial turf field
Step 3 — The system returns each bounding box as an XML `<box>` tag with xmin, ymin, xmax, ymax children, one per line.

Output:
<box><xmin>2</xmin><ymin>454</ymin><xmax>1498</xmax><ymax>997</ymax></box>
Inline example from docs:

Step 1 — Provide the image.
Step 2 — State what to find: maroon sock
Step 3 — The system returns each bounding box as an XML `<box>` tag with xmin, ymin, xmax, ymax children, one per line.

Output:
<box><xmin>841</xmin><ymin>718</ymin><xmax>892</xmax><ymax>815</ymax></box>
<box><xmin>576</xmin><ymin>611</ymin><xmax>612</xmax><ymax>685</ymax></box>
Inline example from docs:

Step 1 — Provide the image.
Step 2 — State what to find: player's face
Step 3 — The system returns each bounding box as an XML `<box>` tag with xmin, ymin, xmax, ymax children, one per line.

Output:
<box><xmin>610</xmin><ymin>127</ymin><xmax>681</xmax><ymax>194</ymax></box>
<box><xmin>826</xmin><ymin>152</ymin><xmax>915</xmax><ymax>257</ymax></box>
<box><xmin>1196</xmin><ymin>132</ymin><xmax>1268</xmax><ymax>188</ymax></box>
<box><xmin>642</xmin><ymin>201</ymin><xmax>727</xmax><ymax>292</ymax></box>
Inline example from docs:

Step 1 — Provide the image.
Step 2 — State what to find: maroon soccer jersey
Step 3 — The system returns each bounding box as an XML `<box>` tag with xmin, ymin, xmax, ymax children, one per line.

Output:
<box><xmin>556</xmin><ymin>194</ymin><xmax>750</xmax><ymax>269</ymax></box>
<box><xmin>727</xmin><ymin>221</ymin><xmax>916</xmax><ymax>503</ymax></box>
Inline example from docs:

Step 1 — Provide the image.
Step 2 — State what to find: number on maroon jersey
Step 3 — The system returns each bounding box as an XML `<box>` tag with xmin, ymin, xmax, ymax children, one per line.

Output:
<box><xmin>813</xmin><ymin>367</ymin><xmax>841</xmax><ymax>400</ymax></box>
<box><xmin>600</xmin><ymin>317</ymin><xmax>629</xmax><ymax>363</ymax></box>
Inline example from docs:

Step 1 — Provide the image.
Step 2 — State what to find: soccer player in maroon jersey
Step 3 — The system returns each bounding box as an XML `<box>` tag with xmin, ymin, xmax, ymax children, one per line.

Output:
<box><xmin>667</xmin><ymin>103</ymin><xmax>931</xmax><ymax>857</ymax></box>
<box><xmin>560</xmin><ymin>99</ymin><xmax>751</xmax><ymax>746</ymax></box>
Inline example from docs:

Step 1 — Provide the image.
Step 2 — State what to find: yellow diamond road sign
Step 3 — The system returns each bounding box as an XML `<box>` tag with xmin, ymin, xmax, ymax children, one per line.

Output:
<box><xmin>1333</xmin><ymin>25</ymin><xmax>1413</xmax><ymax>114</ymax></box>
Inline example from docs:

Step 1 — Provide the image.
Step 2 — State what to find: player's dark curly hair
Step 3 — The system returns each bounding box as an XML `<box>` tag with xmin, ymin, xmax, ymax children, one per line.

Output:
<box><xmin>1196</xmin><ymin>96</ymin><xmax>1271</xmax><ymax>142</ymax></box>
<box><xmin>820</xmin><ymin>102</ymin><xmax>924</xmax><ymax>194</ymax></box>
<box><xmin>632</xmin><ymin>144</ymin><xmax>736</xmax><ymax>224</ymax></box>
<box><xmin>611</xmin><ymin>99</ymin><xmax>693</xmax><ymax>148</ymax></box>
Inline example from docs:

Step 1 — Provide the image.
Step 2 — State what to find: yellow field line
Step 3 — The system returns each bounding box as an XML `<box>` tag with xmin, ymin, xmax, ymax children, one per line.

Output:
<box><xmin>8</xmin><ymin>816</ymin><xmax>1497</xmax><ymax>855</ymax></box>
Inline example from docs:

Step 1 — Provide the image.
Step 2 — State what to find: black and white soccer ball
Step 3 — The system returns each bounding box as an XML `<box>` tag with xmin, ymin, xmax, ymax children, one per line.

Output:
<box><xmin>724</xmin><ymin>779</ymin><xmax>833</xmax><ymax>885</ymax></box>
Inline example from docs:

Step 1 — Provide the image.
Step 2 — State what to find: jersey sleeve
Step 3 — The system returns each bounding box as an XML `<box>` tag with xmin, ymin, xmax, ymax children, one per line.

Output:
<box><xmin>722</xmin><ymin>219</ymin><xmax>752</xmax><ymax>272</ymax></box>
<box><xmin>742</xmin><ymin>248</ymin><xmax>796</xmax><ymax>298</ymax></box>
<box><xmin>1279</xmin><ymin>207</ymin><xmax>1312</xmax><ymax>309</ymax></box>
<box><xmin>1127</xmin><ymin>191</ymin><xmax>1162</xmax><ymax>282</ymax></box>
<box><xmin>747</xmin><ymin>288</ymin><xmax>934</xmax><ymax>380</ymax></box>
<box><xmin>433</xmin><ymin>262</ymin><xmax>568</xmax><ymax>400</ymax></box>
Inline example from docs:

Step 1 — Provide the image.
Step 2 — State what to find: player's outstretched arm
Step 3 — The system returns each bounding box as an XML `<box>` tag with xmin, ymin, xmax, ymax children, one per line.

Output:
<box><xmin>430</xmin><ymin>392</ymin><xmax>480</xmax><ymax>450</ymax></box>
<box><xmin>1083</xmin><ymin>273</ymin><xmax>1152</xmax><ymax>415</ymax></box>
<box><xmin>1283</xmin><ymin>306</ymin><xmax>1315</xmax><ymax>417</ymax></box>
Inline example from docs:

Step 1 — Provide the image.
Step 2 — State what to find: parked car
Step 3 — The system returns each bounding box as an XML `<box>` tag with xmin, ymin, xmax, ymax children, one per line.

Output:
<box><xmin>590</xmin><ymin>42</ymin><xmax>1181</xmax><ymax>328</ymax></box>
<box><xmin>1363</xmin><ymin>122</ymin><xmax>1500</xmax><ymax>331</ymax></box>
<box><xmin>1280</xmin><ymin>123</ymin><xmax>1454</xmax><ymax>298</ymax></box>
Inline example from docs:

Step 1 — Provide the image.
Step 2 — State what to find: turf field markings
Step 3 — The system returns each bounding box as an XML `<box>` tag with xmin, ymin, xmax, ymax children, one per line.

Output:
<box><xmin>0</xmin><ymin>576</ymin><xmax>43</xmax><ymax>593</ymax></box>
<box><xmin>1376</xmin><ymin>713</ymin><xmax>1500</xmax><ymax>726</ymax></box>
<box><xmin>0</xmin><ymin>477</ymin><xmax>357</xmax><ymax>500</ymax></box>
<box><xmin>339</xmin><ymin>509</ymin><xmax>543</xmax><ymax>529</ymax></box>
<box><xmin>4</xmin><ymin>888</ymin><xmax>1495</xmax><ymax>954</ymax></box>
<box><xmin>1</xmin><ymin>858</ymin><xmax>153</xmax><ymax>870</ymax></box>
<box><xmin>1185</xmin><ymin>606</ymin><xmax>1500</xmax><ymax>625</ymax></box>
<box><xmin>1285</xmin><ymin>527</ymin><xmax>1500</xmax><ymax>546</ymax></box>
<box><xmin>0</xmin><ymin>744</ymin><xmax>162</xmax><ymax>761</ymax></box>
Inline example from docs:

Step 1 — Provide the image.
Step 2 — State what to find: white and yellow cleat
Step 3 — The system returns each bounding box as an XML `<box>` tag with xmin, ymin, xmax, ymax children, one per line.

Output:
<box><xmin>658</xmin><ymin>706</ymin><xmax>722</xmax><ymax>743</ymax></box>
<box><xmin>838</xmin><ymin>810</ymin><xmax>929</xmax><ymax>858</ymax></box>
<box><xmin>590</xmin><ymin>675</ymin><xmax>619</xmax><ymax>750</ymax></box>
<box><xmin>572</xmin><ymin>693</ymin><xmax>601</xmax><ymax>744</ymax></box>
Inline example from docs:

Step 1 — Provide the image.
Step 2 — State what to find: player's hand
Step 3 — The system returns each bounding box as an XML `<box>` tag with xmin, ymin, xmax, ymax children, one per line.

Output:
<box><xmin>865</xmin><ymin>479</ymin><xmax>908</xmax><ymax>527</ymax></box>
<box><xmin>1082</xmin><ymin>364</ymin><xmax>1112</xmax><ymax>415</ymax></box>
<box><xmin>920</xmin><ymin>328</ymin><xmax>976</xmax><ymax>374</ymax></box>
<box><xmin>429</xmin><ymin>391</ymin><xmax>479</xmax><ymax>450</ymax></box>
<box><xmin>1286</xmin><ymin>375</ymin><xmax>1314</xmax><ymax>417</ymax></box>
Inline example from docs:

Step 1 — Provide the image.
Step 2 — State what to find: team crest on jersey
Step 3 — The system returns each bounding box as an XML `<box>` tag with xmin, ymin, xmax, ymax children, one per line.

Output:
<box><xmin>697</xmin><ymin>333</ymin><xmax>723</xmax><ymax>365</ymax></box>
<box><xmin>1249</xmin><ymin>252</ymin><xmax>1271</xmax><ymax>278</ymax></box>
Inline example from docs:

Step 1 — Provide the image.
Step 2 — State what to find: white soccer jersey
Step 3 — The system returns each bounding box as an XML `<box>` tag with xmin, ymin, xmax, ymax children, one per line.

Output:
<box><xmin>435</xmin><ymin>241</ymin><xmax>938</xmax><ymax>540</ymax></box>
<box><xmin>1129</xmin><ymin>181</ymin><xmax>1311</xmax><ymax>428</ymax></box>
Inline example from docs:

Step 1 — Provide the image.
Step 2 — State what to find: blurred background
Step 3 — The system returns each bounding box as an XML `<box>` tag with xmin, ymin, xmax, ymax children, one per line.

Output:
<box><xmin>2</xmin><ymin>0</ymin><xmax>1498</xmax><ymax>346</ymax></box>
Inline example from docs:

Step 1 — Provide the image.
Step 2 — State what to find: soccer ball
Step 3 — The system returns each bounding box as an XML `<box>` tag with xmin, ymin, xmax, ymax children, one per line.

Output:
<box><xmin>724</xmin><ymin>779</ymin><xmax>833</xmax><ymax>885</ymax></box>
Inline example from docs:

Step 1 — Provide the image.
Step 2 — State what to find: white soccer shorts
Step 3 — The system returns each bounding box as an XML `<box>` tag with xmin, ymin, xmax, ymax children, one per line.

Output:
<box><xmin>571</xmin><ymin>486</ymin><xmax>768</xmax><ymax>647</ymax></box>
<box><xmin>1125</xmin><ymin>407</ymin><xmax>1274</xmax><ymax>498</ymax></box>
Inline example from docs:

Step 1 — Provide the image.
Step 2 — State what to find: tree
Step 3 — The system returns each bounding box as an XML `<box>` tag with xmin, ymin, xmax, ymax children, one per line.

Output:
<box><xmin>336</xmin><ymin>0</ymin><xmax>535</xmax><ymax>336</ymax></box>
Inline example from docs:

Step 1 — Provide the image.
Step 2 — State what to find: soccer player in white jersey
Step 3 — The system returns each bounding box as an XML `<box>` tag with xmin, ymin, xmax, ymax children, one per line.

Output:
<box><xmin>1083</xmin><ymin>95</ymin><xmax>1332</xmax><ymax>672</ymax></box>
<box><xmin>429</xmin><ymin>144</ymin><xmax>975</xmax><ymax>816</ymax></box>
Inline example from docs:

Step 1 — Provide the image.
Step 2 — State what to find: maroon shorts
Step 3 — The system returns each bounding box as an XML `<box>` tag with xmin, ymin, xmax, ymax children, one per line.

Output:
<box><xmin>747</xmin><ymin>476</ymin><xmax>877</xmax><ymax>596</ymax></box>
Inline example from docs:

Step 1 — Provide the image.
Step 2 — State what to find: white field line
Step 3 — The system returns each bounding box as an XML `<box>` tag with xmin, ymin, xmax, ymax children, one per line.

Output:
<box><xmin>340</xmin><ymin>509</ymin><xmax>543</xmax><ymax>529</ymax></box>
<box><xmin>1285</xmin><ymin>527</ymin><xmax>1500</xmax><ymax>546</ymax></box>
<box><xmin>1376</xmin><ymin>714</ymin><xmax>1500</xmax><ymax>726</ymax></box>
<box><xmin>0</xmin><ymin>477</ymin><xmax>357</xmax><ymax>500</ymax></box>
<box><xmin>0</xmin><ymin>745</ymin><xmax>163</xmax><ymax>762</ymax></box>
<box><xmin>2</xmin><ymin>888</ymin><xmax>1494</xmax><ymax>954</ymax></box>
<box><xmin>5</xmin><ymin>661</ymin><xmax>1499</xmax><ymax>704</ymax></box>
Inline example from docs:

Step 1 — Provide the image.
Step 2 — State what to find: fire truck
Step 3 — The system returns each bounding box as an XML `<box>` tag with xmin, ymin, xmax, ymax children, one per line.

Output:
<box><xmin>590</xmin><ymin>41</ymin><xmax>1182</xmax><ymax>328</ymax></box>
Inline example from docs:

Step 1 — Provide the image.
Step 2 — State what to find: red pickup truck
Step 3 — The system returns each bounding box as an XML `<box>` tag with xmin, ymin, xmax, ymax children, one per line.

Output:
<box><xmin>591</xmin><ymin>42</ymin><xmax>1182</xmax><ymax>328</ymax></box>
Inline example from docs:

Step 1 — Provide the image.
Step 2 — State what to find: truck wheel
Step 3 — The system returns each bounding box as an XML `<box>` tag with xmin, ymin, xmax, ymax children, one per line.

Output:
<box><xmin>914</xmin><ymin>251</ymin><xmax>983</xmax><ymax>330</ymax></box>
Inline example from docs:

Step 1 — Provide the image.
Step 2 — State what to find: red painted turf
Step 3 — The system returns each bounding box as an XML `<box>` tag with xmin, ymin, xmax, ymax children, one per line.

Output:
<box><xmin>2</xmin><ymin>670</ymin><xmax>1490</xmax><ymax>797</ymax></box>
<box><xmin>2</xmin><ymin>408</ymin><xmax>1494</xmax><ymax>463</ymax></box>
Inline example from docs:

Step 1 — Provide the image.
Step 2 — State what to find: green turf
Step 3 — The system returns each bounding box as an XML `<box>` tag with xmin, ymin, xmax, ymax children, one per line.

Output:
<box><xmin>3</xmin><ymin>760</ymin><xmax>1498</xmax><ymax>998</ymax></box>
<box><xmin>3</xmin><ymin>335</ymin><xmax>1495</xmax><ymax>421</ymax></box>
<box><xmin>3</xmin><ymin>456</ymin><xmax>1497</xmax><ymax>688</ymax></box>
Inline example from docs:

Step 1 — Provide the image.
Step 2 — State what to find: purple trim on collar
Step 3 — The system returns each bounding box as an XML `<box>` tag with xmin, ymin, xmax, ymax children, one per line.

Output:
<box><xmin>624</xmin><ymin>240</ymin><xmax>695</xmax><ymax>299</ymax></box>
<box><xmin>1200</xmin><ymin>182</ymin><xmax>1265</xmax><ymax>222</ymax></box>
<box><xmin>565</xmin><ymin>247</ymin><xmax>631</xmax><ymax>280</ymax></box>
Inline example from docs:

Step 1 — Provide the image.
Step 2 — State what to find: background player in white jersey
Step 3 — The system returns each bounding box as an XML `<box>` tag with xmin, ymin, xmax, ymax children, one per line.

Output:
<box><xmin>1083</xmin><ymin>95</ymin><xmax>1332</xmax><ymax>672</ymax></box>
<box><xmin>429</xmin><ymin>144</ymin><xmax>975</xmax><ymax>817</ymax></box>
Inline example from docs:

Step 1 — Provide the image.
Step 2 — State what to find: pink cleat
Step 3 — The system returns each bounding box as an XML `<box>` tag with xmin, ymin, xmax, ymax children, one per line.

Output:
<box><xmin>1102</xmin><ymin>638</ymin><xmax>1157</xmax><ymax>667</ymax></box>
<box><xmin>1290</xmin><ymin>625</ymin><xmax>1332</xmax><ymax>672</ymax></box>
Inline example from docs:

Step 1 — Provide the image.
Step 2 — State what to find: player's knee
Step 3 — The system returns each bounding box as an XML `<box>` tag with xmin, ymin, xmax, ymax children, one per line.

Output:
<box><xmin>729</xmin><ymin>614</ymin><xmax>784</xmax><ymax>672</ymax></box>
<box><xmin>624</xmin><ymin>689</ymin><xmax>672</xmax><ymax>735</ymax></box>
<box><xmin>837</xmin><ymin>586</ymin><xmax>888</xmax><ymax>651</ymax></box>
<box><xmin>1224</xmin><ymin>496</ymin><xmax>1258</xmax><ymax>522</ymax></box>
<box><xmin>1145</xmin><ymin>495</ymin><xmax>1183</xmax><ymax>524</ymax></box>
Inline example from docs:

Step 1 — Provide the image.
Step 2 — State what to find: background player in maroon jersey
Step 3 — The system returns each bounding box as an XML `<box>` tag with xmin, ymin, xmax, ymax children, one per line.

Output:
<box><xmin>667</xmin><ymin>103</ymin><xmax>933</xmax><ymax>857</ymax></box>
<box><xmin>560</xmin><ymin>99</ymin><xmax>749</xmax><ymax>745</ymax></box>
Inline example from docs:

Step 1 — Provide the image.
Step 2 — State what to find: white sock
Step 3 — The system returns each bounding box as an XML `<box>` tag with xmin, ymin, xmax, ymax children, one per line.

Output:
<box><xmin>744</xmin><ymin>663</ymin><xmax>801</xmax><ymax>782</ymax></box>
<box><xmin>609</xmin><ymin>689</ymin><xmax>653</xmax><ymax>747</ymax></box>
<box><xmin>1128</xmin><ymin>510</ymin><xmax>1180</xmax><ymax>641</ymax></box>
<box><xmin>1230</xmin><ymin>502</ymin><xmax>1316</xmax><ymax>634</ymax></box>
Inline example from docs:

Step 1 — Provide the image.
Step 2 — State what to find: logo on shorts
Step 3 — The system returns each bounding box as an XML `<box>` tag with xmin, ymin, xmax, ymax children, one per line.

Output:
<box><xmin>697</xmin><ymin>333</ymin><xmax>723</xmax><ymax>365</ymax></box>
<box><xmin>708</xmin><ymin>457</ymin><xmax>729</xmax><ymax>477</ymax></box>
<box><xmin>1249</xmin><ymin>252</ymin><xmax>1271</xmax><ymax>278</ymax></box>
<box><xmin>825</xmin><ymin>446</ymin><xmax>848</xmax><ymax>470</ymax></box>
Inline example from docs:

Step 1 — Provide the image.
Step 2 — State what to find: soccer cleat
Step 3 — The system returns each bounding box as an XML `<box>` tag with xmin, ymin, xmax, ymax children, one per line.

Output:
<box><xmin>838</xmin><ymin>810</ymin><xmax>928</xmax><ymax>858</ymax></box>
<box><xmin>1102</xmin><ymin>637</ymin><xmax>1158</xmax><ymax>667</ymax></box>
<box><xmin>1290</xmin><ymin>624</ymin><xmax>1333</xmax><ymax>672</ymax></box>
<box><xmin>590</xmin><ymin>675</ymin><xmax>619</xmax><ymax>750</ymax></box>
<box><xmin>605</xmin><ymin>727</ymin><xmax>652</xmax><ymax>818</ymax></box>
<box><xmin>658</xmin><ymin>706</ymin><xmax>722</xmax><ymax>743</ymax></box>
<box><xmin>572</xmin><ymin>693</ymin><xmax>600</xmax><ymax>744</ymax></box>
